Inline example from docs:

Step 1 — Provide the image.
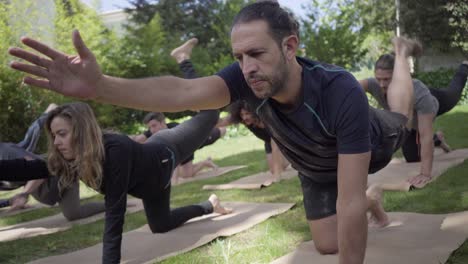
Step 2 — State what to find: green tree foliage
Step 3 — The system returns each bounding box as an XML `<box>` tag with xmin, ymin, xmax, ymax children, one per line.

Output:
<box><xmin>445</xmin><ymin>1</ymin><xmax>467</xmax><ymax>56</ymax></box>
<box><xmin>0</xmin><ymin>0</ymin><xmax>128</xmax><ymax>141</ymax></box>
<box><xmin>400</xmin><ymin>0</ymin><xmax>467</xmax><ymax>55</ymax></box>
<box><xmin>120</xmin><ymin>0</ymin><xmax>251</xmax><ymax>120</ymax></box>
<box><xmin>301</xmin><ymin>0</ymin><xmax>369</xmax><ymax>70</ymax></box>
<box><xmin>400</xmin><ymin>0</ymin><xmax>453</xmax><ymax>51</ymax></box>
<box><xmin>0</xmin><ymin>0</ymin><xmax>60</xmax><ymax>142</ymax></box>
<box><xmin>53</xmin><ymin>0</ymin><xmax>146</xmax><ymax>133</ymax></box>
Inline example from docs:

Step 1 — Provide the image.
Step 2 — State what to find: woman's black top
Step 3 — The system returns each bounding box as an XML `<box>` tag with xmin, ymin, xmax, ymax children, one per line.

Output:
<box><xmin>0</xmin><ymin>133</ymin><xmax>171</xmax><ymax>263</ymax></box>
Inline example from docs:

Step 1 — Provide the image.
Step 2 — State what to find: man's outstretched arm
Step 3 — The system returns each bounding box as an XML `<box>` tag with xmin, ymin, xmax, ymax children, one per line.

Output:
<box><xmin>9</xmin><ymin>30</ymin><xmax>230</xmax><ymax>112</ymax></box>
<box><xmin>97</xmin><ymin>75</ymin><xmax>230</xmax><ymax>112</ymax></box>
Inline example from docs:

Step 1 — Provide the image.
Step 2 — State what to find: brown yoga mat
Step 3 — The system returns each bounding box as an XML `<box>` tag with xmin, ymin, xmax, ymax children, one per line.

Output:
<box><xmin>174</xmin><ymin>165</ymin><xmax>246</xmax><ymax>185</ymax></box>
<box><xmin>0</xmin><ymin>199</ymin><xmax>143</xmax><ymax>242</ymax></box>
<box><xmin>271</xmin><ymin>211</ymin><xmax>468</xmax><ymax>264</ymax></box>
<box><xmin>203</xmin><ymin>166</ymin><xmax>298</xmax><ymax>190</ymax></box>
<box><xmin>30</xmin><ymin>202</ymin><xmax>294</xmax><ymax>264</ymax></box>
<box><xmin>368</xmin><ymin>148</ymin><xmax>468</xmax><ymax>191</ymax></box>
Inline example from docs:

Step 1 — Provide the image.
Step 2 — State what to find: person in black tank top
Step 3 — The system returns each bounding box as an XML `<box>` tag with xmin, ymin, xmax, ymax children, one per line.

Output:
<box><xmin>0</xmin><ymin>103</ymin><xmax>232</xmax><ymax>263</ymax></box>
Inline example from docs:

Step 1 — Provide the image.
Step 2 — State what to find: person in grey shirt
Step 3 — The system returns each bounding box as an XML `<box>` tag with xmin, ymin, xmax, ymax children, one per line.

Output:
<box><xmin>360</xmin><ymin>53</ymin><xmax>468</xmax><ymax>187</ymax></box>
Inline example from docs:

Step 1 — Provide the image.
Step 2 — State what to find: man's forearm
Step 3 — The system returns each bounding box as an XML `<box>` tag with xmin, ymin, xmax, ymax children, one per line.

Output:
<box><xmin>419</xmin><ymin>133</ymin><xmax>434</xmax><ymax>176</ymax></box>
<box><xmin>96</xmin><ymin>75</ymin><xmax>192</xmax><ymax>112</ymax></box>
<box><xmin>337</xmin><ymin>201</ymin><xmax>368</xmax><ymax>264</ymax></box>
<box><xmin>95</xmin><ymin>75</ymin><xmax>229</xmax><ymax>112</ymax></box>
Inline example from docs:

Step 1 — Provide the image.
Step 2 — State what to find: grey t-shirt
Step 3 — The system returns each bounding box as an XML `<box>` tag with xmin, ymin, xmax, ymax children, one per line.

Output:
<box><xmin>367</xmin><ymin>78</ymin><xmax>439</xmax><ymax>129</ymax></box>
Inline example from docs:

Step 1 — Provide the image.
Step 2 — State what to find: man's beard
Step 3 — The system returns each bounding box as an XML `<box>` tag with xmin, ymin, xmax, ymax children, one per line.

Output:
<box><xmin>250</xmin><ymin>57</ymin><xmax>289</xmax><ymax>99</ymax></box>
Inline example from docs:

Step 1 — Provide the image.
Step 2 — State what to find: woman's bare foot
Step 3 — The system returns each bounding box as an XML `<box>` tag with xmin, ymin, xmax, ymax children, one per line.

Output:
<box><xmin>436</xmin><ymin>131</ymin><xmax>452</xmax><ymax>153</ymax></box>
<box><xmin>366</xmin><ymin>185</ymin><xmax>390</xmax><ymax>228</ymax></box>
<box><xmin>170</xmin><ymin>38</ymin><xmax>198</xmax><ymax>63</ymax></box>
<box><xmin>208</xmin><ymin>194</ymin><xmax>233</xmax><ymax>215</ymax></box>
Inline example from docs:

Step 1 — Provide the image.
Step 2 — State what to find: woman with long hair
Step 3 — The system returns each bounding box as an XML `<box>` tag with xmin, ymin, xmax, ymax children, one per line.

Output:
<box><xmin>0</xmin><ymin>102</ymin><xmax>231</xmax><ymax>263</ymax></box>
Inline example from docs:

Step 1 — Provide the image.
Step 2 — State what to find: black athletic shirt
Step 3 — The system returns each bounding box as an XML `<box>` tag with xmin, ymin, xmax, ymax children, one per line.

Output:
<box><xmin>217</xmin><ymin>57</ymin><xmax>379</xmax><ymax>182</ymax></box>
<box><xmin>0</xmin><ymin>133</ymin><xmax>172</xmax><ymax>263</ymax></box>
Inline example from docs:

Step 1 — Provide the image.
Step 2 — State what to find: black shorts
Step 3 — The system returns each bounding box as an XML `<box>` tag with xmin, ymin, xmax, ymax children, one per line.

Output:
<box><xmin>299</xmin><ymin>173</ymin><xmax>338</xmax><ymax>220</ymax></box>
<box><xmin>369</xmin><ymin>108</ymin><xmax>409</xmax><ymax>173</ymax></box>
<box><xmin>299</xmin><ymin>109</ymin><xmax>408</xmax><ymax>220</ymax></box>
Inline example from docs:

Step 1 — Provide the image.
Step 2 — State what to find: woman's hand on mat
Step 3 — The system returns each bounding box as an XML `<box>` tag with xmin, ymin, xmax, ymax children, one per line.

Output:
<box><xmin>8</xmin><ymin>193</ymin><xmax>29</xmax><ymax>211</ymax></box>
<box><xmin>408</xmin><ymin>173</ymin><xmax>432</xmax><ymax>187</ymax></box>
<box><xmin>9</xmin><ymin>30</ymin><xmax>102</xmax><ymax>99</ymax></box>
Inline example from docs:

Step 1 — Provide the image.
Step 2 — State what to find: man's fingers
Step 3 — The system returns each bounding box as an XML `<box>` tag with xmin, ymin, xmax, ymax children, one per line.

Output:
<box><xmin>408</xmin><ymin>175</ymin><xmax>422</xmax><ymax>185</ymax></box>
<box><xmin>72</xmin><ymin>30</ymin><xmax>93</xmax><ymax>60</ymax></box>
<box><xmin>9</xmin><ymin>48</ymin><xmax>52</xmax><ymax>68</ymax></box>
<box><xmin>23</xmin><ymin>77</ymin><xmax>51</xmax><ymax>90</ymax></box>
<box><xmin>10</xmin><ymin>62</ymin><xmax>49</xmax><ymax>79</ymax></box>
<box><xmin>20</xmin><ymin>37</ymin><xmax>65</xmax><ymax>60</ymax></box>
<box><xmin>409</xmin><ymin>175</ymin><xmax>431</xmax><ymax>186</ymax></box>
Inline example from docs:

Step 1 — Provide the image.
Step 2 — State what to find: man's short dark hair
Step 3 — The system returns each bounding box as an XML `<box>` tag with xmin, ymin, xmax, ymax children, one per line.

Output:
<box><xmin>232</xmin><ymin>1</ymin><xmax>300</xmax><ymax>47</ymax></box>
<box><xmin>375</xmin><ymin>53</ymin><xmax>395</xmax><ymax>71</ymax></box>
<box><xmin>143</xmin><ymin>112</ymin><xmax>165</xmax><ymax>124</ymax></box>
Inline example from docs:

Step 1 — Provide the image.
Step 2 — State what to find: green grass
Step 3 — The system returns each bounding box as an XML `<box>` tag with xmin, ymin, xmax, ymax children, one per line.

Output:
<box><xmin>0</xmin><ymin>106</ymin><xmax>467</xmax><ymax>263</ymax></box>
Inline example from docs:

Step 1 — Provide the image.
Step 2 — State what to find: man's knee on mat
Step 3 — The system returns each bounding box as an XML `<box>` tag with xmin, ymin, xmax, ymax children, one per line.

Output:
<box><xmin>314</xmin><ymin>238</ymin><xmax>339</xmax><ymax>255</ymax></box>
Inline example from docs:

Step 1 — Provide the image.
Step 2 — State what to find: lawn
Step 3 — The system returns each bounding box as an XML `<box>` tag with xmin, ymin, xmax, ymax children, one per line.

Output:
<box><xmin>0</xmin><ymin>105</ymin><xmax>467</xmax><ymax>263</ymax></box>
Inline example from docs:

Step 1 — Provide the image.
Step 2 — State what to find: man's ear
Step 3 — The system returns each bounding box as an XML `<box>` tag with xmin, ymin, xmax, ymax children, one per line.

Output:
<box><xmin>282</xmin><ymin>35</ymin><xmax>299</xmax><ymax>60</ymax></box>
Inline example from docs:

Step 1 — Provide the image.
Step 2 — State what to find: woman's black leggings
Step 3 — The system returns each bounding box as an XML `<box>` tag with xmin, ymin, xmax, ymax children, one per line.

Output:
<box><xmin>402</xmin><ymin>63</ymin><xmax>467</xmax><ymax>162</ymax></box>
<box><xmin>141</xmin><ymin>60</ymin><xmax>219</xmax><ymax>233</ymax></box>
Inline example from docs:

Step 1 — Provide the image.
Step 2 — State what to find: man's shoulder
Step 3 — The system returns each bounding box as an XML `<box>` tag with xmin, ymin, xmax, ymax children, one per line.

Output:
<box><xmin>412</xmin><ymin>78</ymin><xmax>431</xmax><ymax>97</ymax></box>
<box><xmin>216</xmin><ymin>62</ymin><xmax>242</xmax><ymax>78</ymax></box>
<box><xmin>412</xmin><ymin>78</ymin><xmax>429</xmax><ymax>90</ymax></box>
<box><xmin>300</xmin><ymin>57</ymin><xmax>356</xmax><ymax>90</ymax></box>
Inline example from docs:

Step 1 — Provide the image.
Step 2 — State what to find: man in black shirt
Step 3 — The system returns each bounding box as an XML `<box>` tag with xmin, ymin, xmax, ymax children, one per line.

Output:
<box><xmin>9</xmin><ymin>2</ymin><xmax>417</xmax><ymax>263</ymax></box>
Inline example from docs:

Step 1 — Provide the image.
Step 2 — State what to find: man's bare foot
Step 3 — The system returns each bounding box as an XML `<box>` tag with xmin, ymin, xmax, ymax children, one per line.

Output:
<box><xmin>170</xmin><ymin>38</ymin><xmax>198</xmax><ymax>63</ymax></box>
<box><xmin>366</xmin><ymin>185</ymin><xmax>390</xmax><ymax>228</ymax></box>
<box><xmin>208</xmin><ymin>194</ymin><xmax>233</xmax><ymax>215</ymax></box>
<box><xmin>436</xmin><ymin>131</ymin><xmax>452</xmax><ymax>153</ymax></box>
<box><xmin>392</xmin><ymin>36</ymin><xmax>423</xmax><ymax>58</ymax></box>
<box><xmin>271</xmin><ymin>172</ymin><xmax>281</xmax><ymax>183</ymax></box>
<box><xmin>204</xmin><ymin>157</ymin><xmax>218</xmax><ymax>170</ymax></box>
